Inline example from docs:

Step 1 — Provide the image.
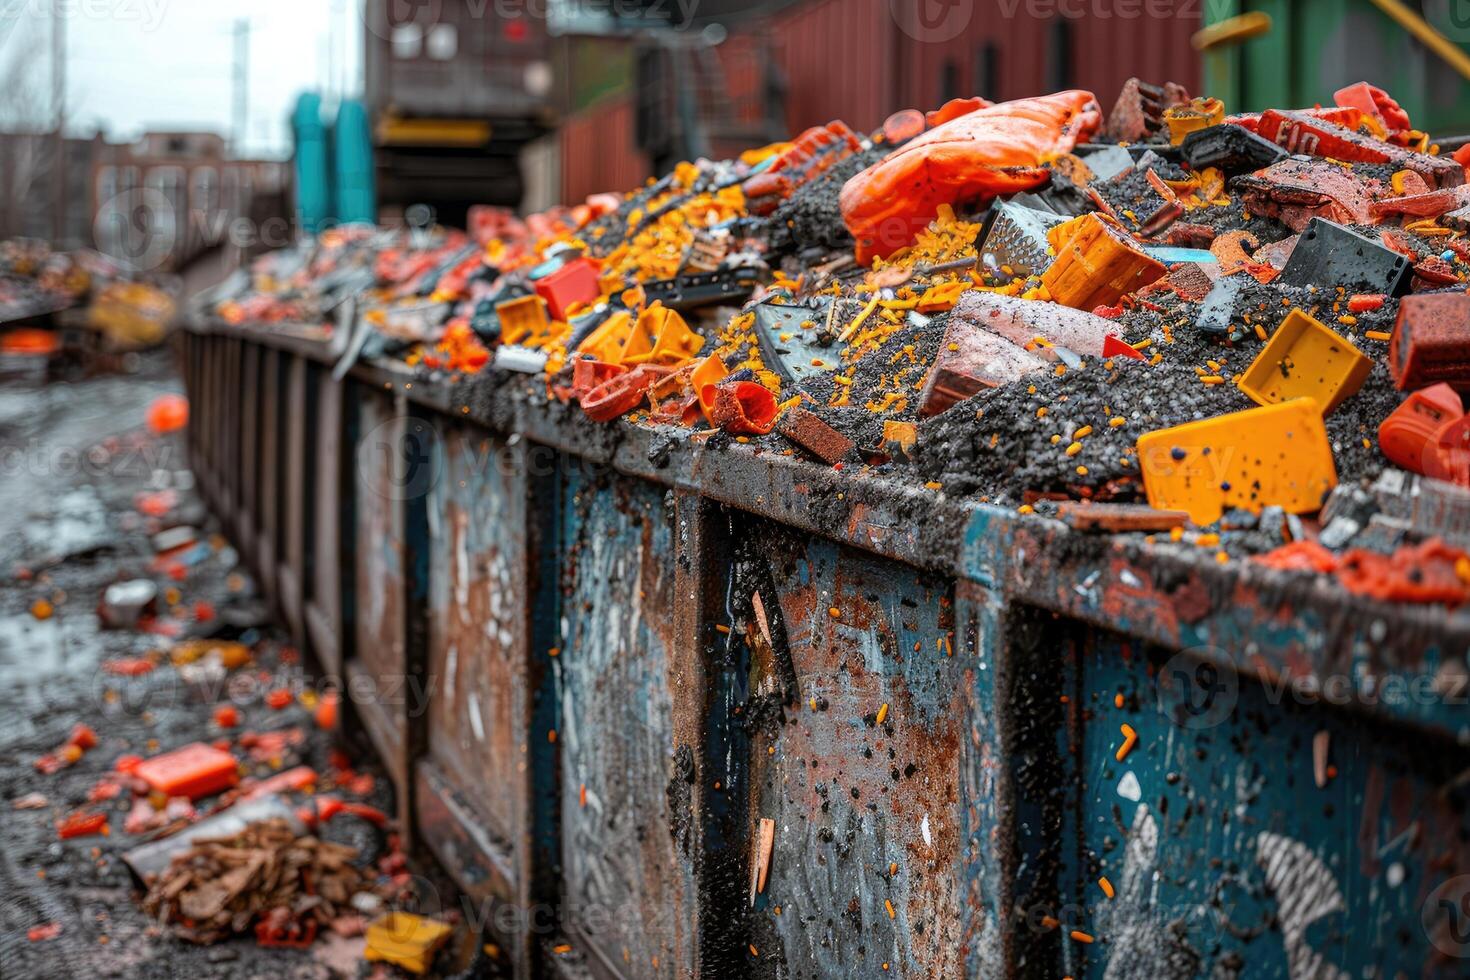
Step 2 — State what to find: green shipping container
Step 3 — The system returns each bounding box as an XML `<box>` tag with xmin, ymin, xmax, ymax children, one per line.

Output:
<box><xmin>1205</xmin><ymin>0</ymin><xmax>1470</xmax><ymax>136</ymax></box>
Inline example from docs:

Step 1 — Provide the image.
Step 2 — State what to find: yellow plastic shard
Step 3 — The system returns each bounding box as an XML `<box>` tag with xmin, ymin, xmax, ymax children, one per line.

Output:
<box><xmin>575</xmin><ymin>310</ymin><xmax>635</xmax><ymax>365</ymax></box>
<box><xmin>1239</xmin><ymin>309</ymin><xmax>1372</xmax><ymax>416</ymax></box>
<box><xmin>620</xmin><ymin>304</ymin><xmax>706</xmax><ymax>366</ymax></box>
<box><xmin>1163</xmin><ymin>97</ymin><xmax>1226</xmax><ymax>144</ymax></box>
<box><xmin>496</xmin><ymin>295</ymin><xmax>552</xmax><ymax>347</ymax></box>
<box><xmin>1137</xmin><ymin>398</ymin><xmax>1337</xmax><ymax>526</ymax></box>
<box><xmin>364</xmin><ymin>913</ymin><xmax>454</xmax><ymax>975</ymax></box>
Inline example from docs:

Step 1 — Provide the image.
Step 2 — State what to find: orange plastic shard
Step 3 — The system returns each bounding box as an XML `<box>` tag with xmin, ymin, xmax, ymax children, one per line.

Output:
<box><xmin>146</xmin><ymin>394</ymin><xmax>189</xmax><ymax>434</ymax></box>
<box><xmin>619</xmin><ymin>305</ymin><xmax>706</xmax><ymax>366</ymax></box>
<box><xmin>841</xmin><ymin>90</ymin><xmax>1102</xmax><ymax>263</ymax></box>
<box><xmin>496</xmin><ymin>295</ymin><xmax>553</xmax><ymax>347</ymax></box>
<box><xmin>134</xmin><ymin>742</ymin><xmax>240</xmax><ymax>801</ymax></box>
<box><xmin>706</xmin><ymin>380</ymin><xmax>778</xmax><ymax>435</ymax></box>
<box><xmin>574</xmin><ymin>310</ymin><xmax>635</xmax><ymax>365</ymax></box>
<box><xmin>1136</xmin><ymin>398</ymin><xmax>1337</xmax><ymax>526</ymax></box>
<box><xmin>1042</xmin><ymin>214</ymin><xmax>1168</xmax><ymax>311</ymax></box>
<box><xmin>691</xmin><ymin>354</ymin><xmax>730</xmax><ymax>425</ymax></box>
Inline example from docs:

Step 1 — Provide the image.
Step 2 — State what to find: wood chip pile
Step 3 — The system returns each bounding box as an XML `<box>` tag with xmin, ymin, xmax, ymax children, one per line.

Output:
<box><xmin>141</xmin><ymin>818</ymin><xmax>367</xmax><ymax>943</ymax></box>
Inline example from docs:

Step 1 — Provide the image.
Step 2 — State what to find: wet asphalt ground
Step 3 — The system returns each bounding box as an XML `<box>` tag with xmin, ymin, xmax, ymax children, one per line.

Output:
<box><xmin>0</xmin><ymin>348</ymin><xmax>426</xmax><ymax>979</ymax></box>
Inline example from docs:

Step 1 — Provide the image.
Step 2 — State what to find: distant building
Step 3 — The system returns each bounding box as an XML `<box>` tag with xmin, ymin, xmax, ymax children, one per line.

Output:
<box><xmin>93</xmin><ymin>131</ymin><xmax>289</xmax><ymax>274</ymax></box>
<box><xmin>0</xmin><ymin>128</ymin><xmax>289</xmax><ymax>274</ymax></box>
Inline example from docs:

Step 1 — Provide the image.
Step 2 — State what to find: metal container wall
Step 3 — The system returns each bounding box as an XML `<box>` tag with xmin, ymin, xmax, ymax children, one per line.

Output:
<box><xmin>348</xmin><ymin>391</ymin><xmax>434</xmax><ymax>829</ymax></box>
<box><xmin>560</xmin><ymin>97</ymin><xmax>649</xmax><ymax>205</ymax></box>
<box><xmin>553</xmin><ymin>470</ymin><xmax>700</xmax><ymax>978</ymax></box>
<box><xmin>182</xmin><ymin>326</ymin><xmax>1470</xmax><ymax>979</ymax></box>
<box><xmin>556</xmin><ymin>1</ymin><xmax>1205</xmax><ymax>201</ymax></box>
<box><xmin>307</xmin><ymin>366</ymin><xmax>349</xmax><ymax>677</ymax></box>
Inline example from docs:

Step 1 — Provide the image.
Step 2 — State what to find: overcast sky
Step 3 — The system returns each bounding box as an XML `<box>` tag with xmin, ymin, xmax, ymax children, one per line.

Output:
<box><xmin>2</xmin><ymin>0</ymin><xmax>362</xmax><ymax>158</ymax></box>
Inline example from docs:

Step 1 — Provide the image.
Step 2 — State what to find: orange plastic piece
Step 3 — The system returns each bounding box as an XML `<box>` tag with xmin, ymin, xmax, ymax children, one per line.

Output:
<box><xmin>68</xmin><ymin>724</ymin><xmax>97</xmax><ymax>750</ymax></box>
<box><xmin>0</xmin><ymin>328</ymin><xmax>60</xmax><ymax>355</ymax></box>
<box><xmin>691</xmin><ymin>355</ymin><xmax>731</xmax><ymax>425</ymax></box>
<box><xmin>146</xmin><ymin>394</ymin><xmax>189</xmax><ymax>434</ymax></box>
<box><xmin>496</xmin><ymin>295</ymin><xmax>553</xmax><ymax>347</ymax></box>
<box><xmin>1256</xmin><ymin>540</ymin><xmax>1339</xmax><ymax>574</ymax></box>
<box><xmin>575</xmin><ymin>310</ymin><xmax>635</xmax><ymax>365</ymax></box>
<box><xmin>581</xmin><ymin>364</ymin><xmax>670</xmax><ymax>422</ymax></box>
<box><xmin>619</xmin><ymin>305</ymin><xmax>706</xmax><ymax>366</ymax></box>
<box><xmin>1137</xmin><ymin>398</ymin><xmax>1337</xmax><ymax>525</ymax></box>
<box><xmin>133</xmin><ymin>742</ymin><xmax>240</xmax><ymax>801</ymax></box>
<box><xmin>841</xmin><ymin>91</ymin><xmax>1102</xmax><ymax>263</ymax></box>
<box><xmin>315</xmin><ymin>691</ymin><xmax>340</xmax><ymax>731</ymax></box>
<box><xmin>1163</xmin><ymin>97</ymin><xmax>1225</xmax><ymax>144</ymax></box>
<box><xmin>1333</xmin><ymin>82</ymin><xmax>1411</xmax><ymax>132</ymax></box>
<box><xmin>882</xmin><ymin>109</ymin><xmax>926</xmax><ymax>144</ymax></box>
<box><xmin>214</xmin><ymin>704</ymin><xmax>240</xmax><ymax>728</ymax></box>
<box><xmin>265</xmin><ymin>688</ymin><xmax>292</xmax><ymax>710</ymax></box>
<box><xmin>534</xmin><ymin>257</ymin><xmax>602</xmax><ymax>322</ymax></box>
<box><xmin>1378</xmin><ymin>384</ymin><xmax>1468</xmax><ymax>483</ymax></box>
<box><xmin>1238</xmin><ymin>310</ymin><xmax>1372</xmax><ymax>416</ymax></box>
<box><xmin>705</xmin><ymin>381</ymin><xmax>778</xmax><ymax>436</ymax></box>
<box><xmin>926</xmin><ymin>97</ymin><xmax>991</xmax><ymax>128</ymax></box>
<box><xmin>1335</xmin><ymin>539</ymin><xmax>1470</xmax><ymax>604</ymax></box>
<box><xmin>1041</xmin><ymin>214</ymin><xmax>1168</xmax><ymax>311</ymax></box>
<box><xmin>57</xmin><ymin>811</ymin><xmax>108</xmax><ymax>840</ymax></box>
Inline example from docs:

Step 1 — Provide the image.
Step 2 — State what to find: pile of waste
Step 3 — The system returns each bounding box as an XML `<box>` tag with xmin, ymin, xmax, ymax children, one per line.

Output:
<box><xmin>208</xmin><ymin>79</ymin><xmax>1470</xmax><ymax>588</ymax></box>
<box><xmin>0</xmin><ymin>239</ymin><xmax>93</xmax><ymax>323</ymax></box>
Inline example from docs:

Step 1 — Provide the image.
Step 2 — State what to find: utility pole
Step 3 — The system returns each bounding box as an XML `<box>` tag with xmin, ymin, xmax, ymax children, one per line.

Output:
<box><xmin>232</xmin><ymin>18</ymin><xmax>250</xmax><ymax>156</ymax></box>
<box><xmin>52</xmin><ymin>0</ymin><xmax>65</xmax><ymax>244</ymax></box>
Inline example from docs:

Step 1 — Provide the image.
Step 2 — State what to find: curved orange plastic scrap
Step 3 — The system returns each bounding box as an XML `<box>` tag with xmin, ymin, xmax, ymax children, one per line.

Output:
<box><xmin>841</xmin><ymin>91</ymin><xmax>1101</xmax><ymax>264</ymax></box>
<box><xmin>926</xmin><ymin>97</ymin><xmax>992</xmax><ymax>128</ymax></box>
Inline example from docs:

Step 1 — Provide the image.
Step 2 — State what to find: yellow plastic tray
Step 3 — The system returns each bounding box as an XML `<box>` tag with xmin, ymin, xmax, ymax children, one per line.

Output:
<box><xmin>1239</xmin><ymin>309</ymin><xmax>1372</xmax><ymax>416</ymax></box>
<box><xmin>1137</xmin><ymin>397</ymin><xmax>1337</xmax><ymax>525</ymax></box>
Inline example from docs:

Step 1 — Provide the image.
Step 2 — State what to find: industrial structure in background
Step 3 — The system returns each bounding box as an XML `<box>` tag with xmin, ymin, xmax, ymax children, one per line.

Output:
<box><xmin>0</xmin><ymin>127</ymin><xmax>288</xmax><ymax>274</ymax></box>
<box><xmin>361</xmin><ymin>0</ymin><xmax>557</xmax><ymax>225</ymax></box>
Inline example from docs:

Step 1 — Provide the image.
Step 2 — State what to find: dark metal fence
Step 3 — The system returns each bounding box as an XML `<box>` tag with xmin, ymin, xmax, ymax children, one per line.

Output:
<box><xmin>179</xmin><ymin>321</ymin><xmax>1470</xmax><ymax>979</ymax></box>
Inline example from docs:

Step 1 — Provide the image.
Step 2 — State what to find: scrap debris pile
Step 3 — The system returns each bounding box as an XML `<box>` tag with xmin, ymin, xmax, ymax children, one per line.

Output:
<box><xmin>0</xmin><ymin>239</ymin><xmax>92</xmax><ymax>323</ymax></box>
<box><xmin>208</xmin><ymin>79</ymin><xmax>1470</xmax><ymax>594</ymax></box>
<box><xmin>1</xmin><ymin>239</ymin><xmax>178</xmax><ymax>348</ymax></box>
<box><xmin>11</xmin><ymin>404</ymin><xmax>458</xmax><ymax>969</ymax></box>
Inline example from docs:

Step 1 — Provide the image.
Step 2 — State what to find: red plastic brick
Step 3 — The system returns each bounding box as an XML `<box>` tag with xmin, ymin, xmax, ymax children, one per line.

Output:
<box><xmin>1389</xmin><ymin>293</ymin><xmax>1470</xmax><ymax>394</ymax></box>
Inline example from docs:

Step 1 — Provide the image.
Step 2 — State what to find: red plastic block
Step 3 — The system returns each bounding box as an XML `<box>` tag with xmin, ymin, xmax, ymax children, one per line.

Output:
<box><xmin>534</xmin><ymin>257</ymin><xmax>601</xmax><ymax>322</ymax></box>
<box><xmin>1389</xmin><ymin>293</ymin><xmax>1470</xmax><ymax>394</ymax></box>
<box><xmin>1255</xmin><ymin>109</ymin><xmax>1462</xmax><ymax>188</ymax></box>
<box><xmin>134</xmin><ymin>742</ymin><xmax>240</xmax><ymax>801</ymax></box>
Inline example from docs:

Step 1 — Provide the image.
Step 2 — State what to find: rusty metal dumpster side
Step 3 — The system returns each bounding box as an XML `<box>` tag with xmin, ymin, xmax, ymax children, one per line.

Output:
<box><xmin>551</xmin><ymin>468</ymin><xmax>702</xmax><ymax>978</ymax></box>
<box><xmin>307</xmin><ymin>366</ymin><xmax>349</xmax><ymax>678</ymax></box>
<box><xmin>347</xmin><ymin>390</ymin><xmax>433</xmax><ymax>830</ymax></box>
<box><xmin>734</xmin><ymin>519</ymin><xmax>971</xmax><ymax>978</ymax></box>
<box><xmin>257</xmin><ymin>347</ymin><xmax>282</xmax><ymax>604</ymax></box>
<box><xmin>182</xmin><ymin>324</ymin><xmax>1470</xmax><ymax>978</ymax></box>
<box><xmin>236</xmin><ymin>343</ymin><xmax>259</xmax><ymax>564</ymax></box>
<box><xmin>413</xmin><ymin>422</ymin><xmax>543</xmax><ymax>974</ymax></box>
<box><xmin>277</xmin><ymin>354</ymin><xmax>312</xmax><ymax>652</ymax></box>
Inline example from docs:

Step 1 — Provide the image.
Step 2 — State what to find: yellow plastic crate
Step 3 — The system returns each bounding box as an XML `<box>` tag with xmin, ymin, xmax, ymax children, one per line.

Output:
<box><xmin>1239</xmin><ymin>309</ymin><xmax>1372</xmax><ymax>416</ymax></box>
<box><xmin>496</xmin><ymin>295</ymin><xmax>552</xmax><ymax>347</ymax></box>
<box><xmin>1137</xmin><ymin>397</ymin><xmax>1337</xmax><ymax>525</ymax></box>
<box><xmin>364</xmin><ymin>912</ymin><xmax>453</xmax><ymax>975</ymax></box>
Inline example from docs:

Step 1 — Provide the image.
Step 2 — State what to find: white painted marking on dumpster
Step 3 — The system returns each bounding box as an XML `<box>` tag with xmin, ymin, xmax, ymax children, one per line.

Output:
<box><xmin>468</xmin><ymin>693</ymin><xmax>484</xmax><ymax>742</ymax></box>
<box><xmin>1117</xmin><ymin>770</ymin><xmax>1141</xmax><ymax>802</ymax></box>
<box><xmin>1255</xmin><ymin>831</ymin><xmax>1347</xmax><ymax>980</ymax></box>
<box><xmin>921</xmin><ymin>813</ymin><xmax>932</xmax><ymax>847</ymax></box>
